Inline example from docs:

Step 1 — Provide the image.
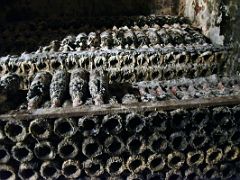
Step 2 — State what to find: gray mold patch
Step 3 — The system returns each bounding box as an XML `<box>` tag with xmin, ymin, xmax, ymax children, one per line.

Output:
<box><xmin>184</xmin><ymin>0</ymin><xmax>240</xmax><ymax>74</ymax></box>
<box><xmin>184</xmin><ymin>0</ymin><xmax>224</xmax><ymax>45</ymax></box>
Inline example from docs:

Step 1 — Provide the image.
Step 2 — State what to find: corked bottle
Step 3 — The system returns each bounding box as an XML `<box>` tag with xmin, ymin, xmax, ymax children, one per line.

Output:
<box><xmin>50</xmin><ymin>70</ymin><xmax>69</xmax><ymax>108</ymax></box>
<box><xmin>89</xmin><ymin>69</ymin><xmax>109</xmax><ymax>105</ymax></box>
<box><xmin>27</xmin><ymin>72</ymin><xmax>52</xmax><ymax>109</ymax></box>
<box><xmin>69</xmin><ymin>68</ymin><xmax>89</xmax><ymax>107</ymax></box>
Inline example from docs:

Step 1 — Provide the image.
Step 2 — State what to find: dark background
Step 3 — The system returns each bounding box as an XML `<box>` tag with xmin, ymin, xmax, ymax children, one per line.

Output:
<box><xmin>0</xmin><ymin>0</ymin><xmax>151</xmax><ymax>56</ymax></box>
<box><xmin>0</xmin><ymin>0</ymin><xmax>152</xmax><ymax>22</ymax></box>
<box><xmin>0</xmin><ymin>0</ymin><xmax>184</xmax><ymax>56</ymax></box>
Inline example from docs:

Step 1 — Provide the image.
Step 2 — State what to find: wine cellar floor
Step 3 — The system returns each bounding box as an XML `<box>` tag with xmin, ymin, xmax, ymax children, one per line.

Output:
<box><xmin>0</xmin><ymin>14</ymin><xmax>239</xmax><ymax>179</ymax></box>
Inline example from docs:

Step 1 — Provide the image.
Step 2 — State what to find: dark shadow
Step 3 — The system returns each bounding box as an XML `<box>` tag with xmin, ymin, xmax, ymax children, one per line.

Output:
<box><xmin>0</xmin><ymin>0</ymin><xmax>153</xmax><ymax>56</ymax></box>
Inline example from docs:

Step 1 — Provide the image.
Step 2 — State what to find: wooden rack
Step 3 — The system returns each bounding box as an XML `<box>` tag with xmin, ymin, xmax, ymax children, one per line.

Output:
<box><xmin>0</xmin><ymin>96</ymin><xmax>240</xmax><ymax>121</ymax></box>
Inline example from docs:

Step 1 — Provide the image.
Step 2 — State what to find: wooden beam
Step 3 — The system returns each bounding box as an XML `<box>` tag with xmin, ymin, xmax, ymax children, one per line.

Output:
<box><xmin>0</xmin><ymin>96</ymin><xmax>240</xmax><ymax>121</ymax></box>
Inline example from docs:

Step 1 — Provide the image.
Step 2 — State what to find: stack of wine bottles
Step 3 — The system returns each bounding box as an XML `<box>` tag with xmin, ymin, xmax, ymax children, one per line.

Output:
<box><xmin>0</xmin><ymin>14</ymin><xmax>237</xmax><ymax>179</ymax></box>
<box><xmin>0</xmin><ymin>106</ymin><xmax>240</xmax><ymax>179</ymax></box>
<box><xmin>0</xmin><ymin>14</ymin><xmax>229</xmax><ymax>91</ymax></box>
<box><xmin>0</xmin><ymin>71</ymin><xmax>240</xmax><ymax>114</ymax></box>
<box><xmin>0</xmin><ymin>15</ymin><xmax>189</xmax><ymax>56</ymax></box>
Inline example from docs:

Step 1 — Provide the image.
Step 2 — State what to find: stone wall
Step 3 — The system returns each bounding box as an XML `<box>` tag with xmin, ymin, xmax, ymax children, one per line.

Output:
<box><xmin>183</xmin><ymin>0</ymin><xmax>239</xmax><ymax>45</ymax></box>
<box><xmin>182</xmin><ymin>0</ymin><xmax>240</xmax><ymax>73</ymax></box>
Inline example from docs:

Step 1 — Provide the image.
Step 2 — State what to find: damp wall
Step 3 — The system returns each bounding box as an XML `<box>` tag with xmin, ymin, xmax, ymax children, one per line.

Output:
<box><xmin>182</xmin><ymin>0</ymin><xmax>240</xmax><ymax>74</ymax></box>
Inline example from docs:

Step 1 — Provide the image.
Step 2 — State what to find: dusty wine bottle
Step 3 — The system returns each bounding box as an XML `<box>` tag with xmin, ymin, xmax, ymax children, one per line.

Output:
<box><xmin>78</xmin><ymin>116</ymin><xmax>100</xmax><ymax>136</ymax></box>
<box><xmin>148</xmin><ymin>132</ymin><xmax>168</xmax><ymax>153</ymax></box>
<box><xmin>125</xmin><ymin>113</ymin><xmax>146</xmax><ymax>133</ymax></box>
<box><xmin>205</xmin><ymin>147</ymin><xmax>223</xmax><ymax>165</ymax></box>
<box><xmin>40</xmin><ymin>161</ymin><xmax>61</xmax><ymax>180</ymax></box>
<box><xmin>147</xmin><ymin>154</ymin><xmax>166</xmax><ymax>172</ymax></box>
<box><xmin>167</xmin><ymin>151</ymin><xmax>185</xmax><ymax>170</ymax></box>
<box><xmin>29</xmin><ymin>118</ymin><xmax>52</xmax><ymax>140</ymax></box>
<box><xmin>104</xmin><ymin>135</ymin><xmax>125</xmax><ymax>155</ymax></box>
<box><xmin>58</xmin><ymin>138</ymin><xmax>79</xmax><ymax>159</ymax></box>
<box><xmin>169</xmin><ymin>131</ymin><xmax>188</xmax><ymax>151</ymax></box>
<box><xmin>224</xmin><ymin>145</ymin><xmax>240</xmax><ymax>161</ymax></box>
<box><xmin>62</xmin><ymin>159</ymin><xmax>82</xmax><ymax>179</ymax></box>
<box><xmin>106</xmin><ymin>156</ymin><xmax>126</xmax><ymax>176</ymax></box>
<box><xmin>50</xmin><ymin>70</ymin><xmax>69</xmax><ymax>107</ymax></box>
<box><xmin>0</xmin><ymin>145</ymin><xmax>10</xmax><ymax>163</ymax></box>
<box><xmin>54</xmin><ymin>117</ymin><xmax>77</xmax><ymax>138</ymax></box>
<box><xmin>34</xmin><ymin>141</ymin><xmax>56</xmax><ymax>160</ymax></box>
<box><xmin>0</xmin><ymin>165</ymin><xmax>16</xmax><ymax>180</ymax></box>
<box><xmin>186</xmin><ymin>150</ymin><xmax>204</xmax><ymax>167</ymax></box>
<box><xmin>83</xmin><ymin>159</ymin><xmax>104</xmax><ymax>177</ymax></box>
<box><xmin>82</xmin><ymin>137</ymin><xmax>103</xmax><ymax>158</ymax></box>
<box><xmin>165</xmin><ymin>170</ymin><xmax>182</xmax><ymax>180</ymax></box>
<box><xmin>4</xmin><ymin>120</ymin><xmax>27</xmax><ymax>142</ymax></box>
<box><xmin>101</xmin><ymin>114</ymin><xmax>123</xmax><ymax>134</ymax></box>
<box><xmin>126</xmin><ymin>155</ymin><xmax>146</xmax><ymax>174</ymax></box>
<box><xmin>126</xmin><ymin>135</ymin><xmax>146</xmax><ymax>155</ymax></box>
<box><xmin>184</xmin><ymin>167</ymin><xmax>202</xmax><ymax>180</ymax></box>
<box><xmin>11</xmin><ymin>143</ymin><xmax>33</xmax><ymax>162</ymax></box>
<box><xmin>18</xmin><ymin>163</ymin><xmax>39</xmax><ymax>180</ymax></box>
